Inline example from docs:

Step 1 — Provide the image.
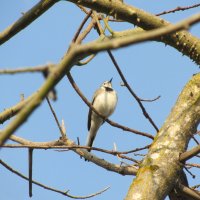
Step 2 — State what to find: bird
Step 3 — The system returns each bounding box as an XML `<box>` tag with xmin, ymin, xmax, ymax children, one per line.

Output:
<box><xmin>86</xmin><ymin>78</ymin><xmax>118</xmax><ymax>152</ymax></box>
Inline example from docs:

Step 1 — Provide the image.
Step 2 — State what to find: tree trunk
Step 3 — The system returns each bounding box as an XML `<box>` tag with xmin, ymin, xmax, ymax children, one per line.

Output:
<box><xmin>125</xmin><ymin>73</ymin><xmax>200</xmax><ymax>200</ymax></box>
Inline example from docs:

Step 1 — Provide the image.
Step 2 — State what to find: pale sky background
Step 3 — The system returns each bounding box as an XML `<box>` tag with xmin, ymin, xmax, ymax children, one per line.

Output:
<box><xmin>0</xmin><ymin>1</ymin><xmax>200</xmax><ymax>200</ymax></box>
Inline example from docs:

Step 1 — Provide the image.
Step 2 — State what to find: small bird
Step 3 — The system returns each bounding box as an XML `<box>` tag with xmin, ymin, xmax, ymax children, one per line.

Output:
<box><xmin>86</xmin><ymin>78</ymin><xmax>118</xmax><ymax>151</ymax></box>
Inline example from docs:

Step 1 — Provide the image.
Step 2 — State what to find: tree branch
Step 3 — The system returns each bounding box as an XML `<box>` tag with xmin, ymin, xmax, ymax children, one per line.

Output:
<box><xmin>0</xmin><ymin>64</ymin><xmax>51</xmax><ymax>74</ymax></box>
<box><xmin>178</xmin><ymin>183</ymin><xmax>200</xmax><ymax>200</ymax></box>
<box><xmin>0</xmin><ymin>93</ymin><xmax>35</xmax><ymax>124</ymax></box>
<box><xmin>180</xmin><ymin>144</ymin><xmax>200</xmax><ymax>162</ymax></box>
<box><xmin>107</xmin><ymin>50</ymin><xmax>159</xmax><ymax>131</ymax></box>
<box><xmin>0</xmin><ymin>0</ymin><xmax>58</xmax><ymax>45</ymax></box>
<box><xmin>67</xmin><ymin>0</ymin><xmax>200</xmax><ymax>65</ymax></box>
<box><xmin>156</xmin><ymin>3</ymin><xmax>200</xmax><ymax>16</ymax></box>
<box><xmin>5</xmin><ymin>135</ymin><xmax>137</xmax><ymax>175</ymax></box>
<box><xmin>72</xmin><ymin>10</ymin><xmax>92</xmax><ymax>43</ymax></box>
<box><xmin>0</xmin><ymin>159</ymin><xmax>110</xmax><ymax>199</ymax></box>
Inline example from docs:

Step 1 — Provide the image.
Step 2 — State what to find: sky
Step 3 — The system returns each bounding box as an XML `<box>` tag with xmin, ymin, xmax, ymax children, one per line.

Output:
<box><xmin>0</xmin><ymin>0</ymin><xmax>200</xmax><ymax>200</ymax></box>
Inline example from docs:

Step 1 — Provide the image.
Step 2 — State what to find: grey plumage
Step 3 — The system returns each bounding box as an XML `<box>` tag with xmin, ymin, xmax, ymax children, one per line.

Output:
<box><xmin>86</xmin><ymin>79</ymin><xmax>117</xmax><ymax>151</ymax></box>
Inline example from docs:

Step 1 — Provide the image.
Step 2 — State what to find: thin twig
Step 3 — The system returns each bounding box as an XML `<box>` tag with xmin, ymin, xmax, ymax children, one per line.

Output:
<box><xmin>186</xmin><ymin>163</ymin><xmax>200</xmax><ymax>169</ymax></box>
<box><xmin>46</xmin><ymin>97</ymin><xmax>66</xmax><ymax>139</ymax></box>
<box><xmin>0</xmin><ymin>64</ymin><xmax>50</xmax><ymax>74</ymax></box>
<box><xmin>139</xmin><ymin>95</ymin><xmax>161</xmax><ymax>102</ymax></box>
<box><xmin>156</xmin><ymin>3</ymin><xmax>200</xmax><ymax>16</ymax></box>
<box><xmin>117</xmin><ymin>154</ymin><xmax>140</xmax><ymax>164</ymax></box>
<box><xmin>107</xmin><ymin>50</ymin><xmax>159</xmax><ymax>132</ymax></box>
<box><xmin>28</xmin><ymin>148</ymin><xmax>33</xmax><ymax>197</ymax></box>
<box><xmin>1</xmin><ymin>142</ymin><xmax>144</xmax><ymax>158</ymax></box>
<box><xmin>119</xmin><ymin>145</ymin><xmax>150</xmax><ymax>154</ymax></box>
<box><xmin>192</xmin><ymin>135</ymin><xmax>200</xmax><ymax>145</ymax></box>
<box><xmin>72</xmin><ymin>10</ymin><xmax>92</xmax><ymax>43</ymax></box>
<box><xmin>192</xmin><ymin>184</ymin><xmax>200</xmax><ymax>189</ymax></box>
<box><xmin>134</xmin><ymin>153</ymin><xmax>145</xmax><ymax>157</ymax></box>
<box><xmin>184</xmin><ymin>166</ymin><xmax>195</xmax><ymax>179</ymax></box>
<box><xmin>0</xmin><ymin>159</ymin><xmax>110</xmax><ymax>199</ymax></box>
<box><xmin>75</xmin><ymin>19</ymin><xmax>96</xmax><ymax>44</ymax></box>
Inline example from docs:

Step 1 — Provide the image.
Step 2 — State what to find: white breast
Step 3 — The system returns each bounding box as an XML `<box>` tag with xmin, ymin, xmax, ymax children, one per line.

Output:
<box><xmin>93</xmin><ymin>90</ymin><xmax>117</xmax><ymax>118</ymax></box>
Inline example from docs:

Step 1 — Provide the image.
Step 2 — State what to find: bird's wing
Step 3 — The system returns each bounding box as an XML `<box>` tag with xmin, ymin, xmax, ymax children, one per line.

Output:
<box><xmin>87</xmin><ymin>89</ymin><xmax>102</xmax><ymax>130</ymax></box>
<box><xmin>87</xmin><ymin>105</ymin><xmax>92</xmax><ymax>131</ymax></box>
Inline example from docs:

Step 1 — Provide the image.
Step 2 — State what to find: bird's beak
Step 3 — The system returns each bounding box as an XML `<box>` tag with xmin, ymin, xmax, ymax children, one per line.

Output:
<box><xmin>109</xmin><ymin>78</ymin><xmax>113</xmax><ymax>83</ymax></box>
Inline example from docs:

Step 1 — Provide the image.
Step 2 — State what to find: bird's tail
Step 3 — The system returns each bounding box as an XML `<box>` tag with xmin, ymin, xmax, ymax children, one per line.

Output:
<box><xmin>85</xmin><ymin>133</ymin><xmax>95</xmax><ymax>152</ymax></box>
<box><xmin>86</xmin><ymin>118</ymin><xmax>103</xmax><ymax>152</ymax></box>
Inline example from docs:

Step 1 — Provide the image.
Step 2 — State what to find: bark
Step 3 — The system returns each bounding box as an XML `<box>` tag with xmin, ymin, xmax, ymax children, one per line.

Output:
<box><xmin>125</xmin><ymin>73</ymin><xmax>200</xmax><ymax>200</ymax></box>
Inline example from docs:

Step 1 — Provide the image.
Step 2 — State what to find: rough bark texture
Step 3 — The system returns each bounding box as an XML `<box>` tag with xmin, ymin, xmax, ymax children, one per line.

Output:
<box><xmin>125</xmin><ymin>73</ymin><xmax>200</xmax><ymax>200</ymax></box>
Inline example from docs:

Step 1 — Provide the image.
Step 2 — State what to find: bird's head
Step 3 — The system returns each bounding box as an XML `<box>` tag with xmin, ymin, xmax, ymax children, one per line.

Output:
<box><xmin>101</xmin><ymin>78</ymin><xmax>113</xmax><ymax>90</ymax></box>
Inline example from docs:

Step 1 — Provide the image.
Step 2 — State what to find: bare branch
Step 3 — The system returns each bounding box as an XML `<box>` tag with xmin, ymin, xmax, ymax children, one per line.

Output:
<box><xmin>0</xmin><ymin>0</ymin><xmax>57</xmax><ymax>45</ymax></box>
<box><xmin>107</xmin><ymin>50</ymin><xmax>159</xmax><ymax>131</ymax></box>
<box><xmin>0</xmin><ymin>93</ymin><xmax>35</xmax><ymax>124</ymax></box>
<box><xmin>0</xmin><ymin>159</ymin><xmax>110</xmax><ymax>199</ymax></box>
<box><xmin>77</xmin><ymin>54</ymin><xmax>96</xmax><ymax>66</ymax></box>
<box><xmin>178</xmin><ymin>183</ymin><xmax>200</xmax><ymax>200</ymax></box>
<box><xmin>192</xmin><ymin>184</ymin><xmax>200</xmax><ymax>190</ymax></box>
<box><xmin>72</xmin><ymin>10</ymin><xmax>92</xmax><ymax>43</ymax></box>
<box><xmin>73</xmin><ymin>18</ymin><xmax>97</xmax><ymax>45</ymax></box>
<box><xmin>156</xmin><ymin>3</ymin><xmax>200</xmax><ymax>16</ymax></box>
<box><xmin>186</xmin><ymin>163</ymin><xmax>200</xmax><ymax>169</ymax></box>
<box><xmin>180</xmin><ymin>144</ymin><xmax>200</xmax><ymax>162</ymax></box>
<box><xmin>67</xmin><ymin>0</ymin><xmax>200</xmax><ymax>65</ymax></box>
<box><xmin>1</xmin><ymin>142</ymin><xmax>143</xmax><ymax>157</ymax></box>
<box><xmin>0</xmin><ymin>64</ymin><xmax>50</xmax><ymax>74</ymax></box>
<box><xmin>119</xmin><ymin>145</ymin><xmax>150</xmax><ymax>154</ymax></box>
<box><xmin>10</xmin><ymin>135</ymin><xmax>62</xmax><ymax>146</ymax></box>
<box><xmin>46</xmin><ymin>97</ymin><xmax>66</xmax><ymax>139</ymax></box>
<box><xmin>5</xmin><ymin>135</ymin><xmax>137</xmax><ymax>175</ymax></box>
<box><xmin>28</xmin><ymin>148</ymin><xmax>33</xmax><ymax>197</ymax></box>
<box><xmin>139</xmin><ymin>95</ymin><xmax>161</xmax><ymax>102</ymax></box>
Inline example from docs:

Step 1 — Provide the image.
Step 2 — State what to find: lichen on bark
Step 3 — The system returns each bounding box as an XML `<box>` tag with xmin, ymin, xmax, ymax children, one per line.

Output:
<box><xmin>125</xmin><ymin>73</ymin><xmax>200</xmax><ymax>200</ymax></box>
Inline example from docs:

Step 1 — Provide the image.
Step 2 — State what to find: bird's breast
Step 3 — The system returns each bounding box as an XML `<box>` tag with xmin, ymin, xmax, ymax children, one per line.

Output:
<box><xmin>93</xmin><ymin>91</ymin><xmax>117</xmax><ymax>118</ymax></box>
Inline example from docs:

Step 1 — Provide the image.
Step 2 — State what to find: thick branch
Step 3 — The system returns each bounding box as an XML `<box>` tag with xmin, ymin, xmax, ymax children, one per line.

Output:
<box><xmin>180</xmin><ymin>144</ymin><xmax>200</xmax><ymax>162</ymax></box>
<box><xmin>7</xmin><ymin>135</ymin><xmax>137</xmax><ymax>176</ymax></box>
<box><xmin>0</xmin><ymin>94</ymin><xmax>35</xmax><ymax>124</ymax></box>
<box><xmin>125</xmin><ymin>73</ymin><xmax>200</xmax><ymax>200</ymax></box>
<box><xmin>0</xmin><ymin>0</ymin><xmax>58</xmax><ymax>45</ymax></box>
<box><xmin>67</xmin><ymin>0</ymin><xmax>200</xmax><ymax>65</ymax></box>
<box><xmin>178</xmin><ymin>184</ymin><xmax>200</xmax><ymax>200</ymax></box>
